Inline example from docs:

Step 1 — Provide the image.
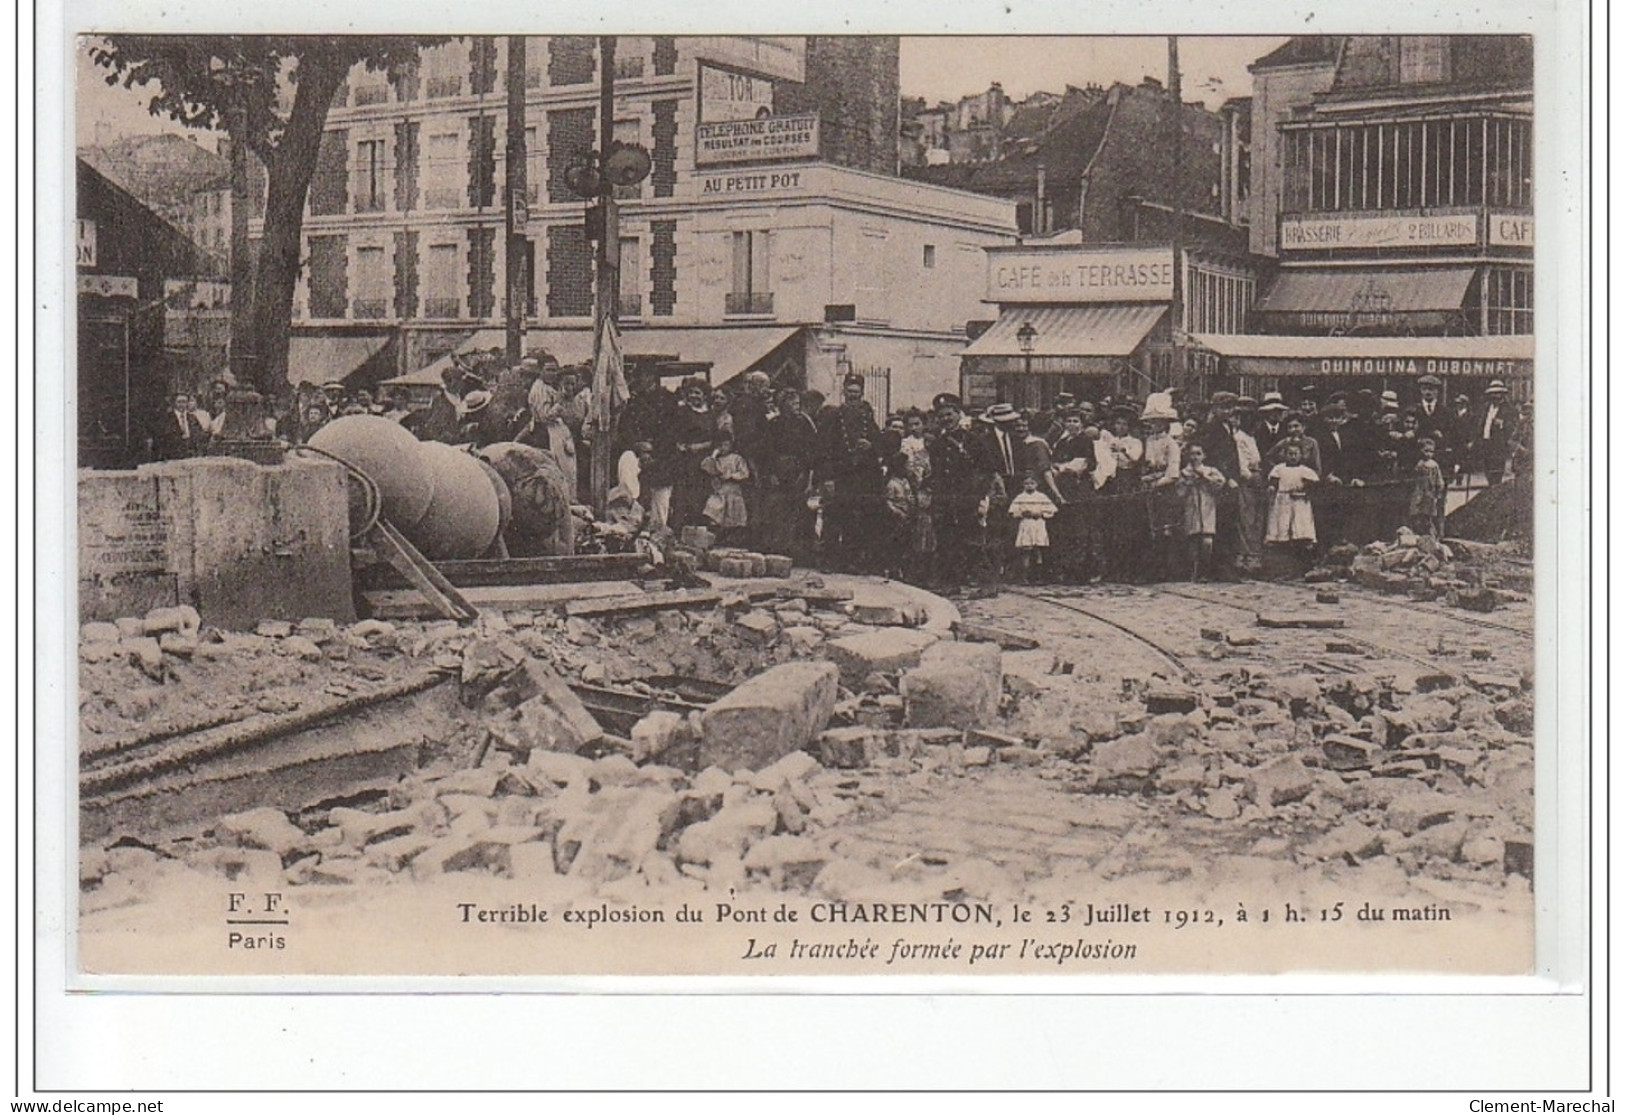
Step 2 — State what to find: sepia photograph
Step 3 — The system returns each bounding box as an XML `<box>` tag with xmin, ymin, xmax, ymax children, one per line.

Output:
<box><xmin>64</xmin><ymin>28</ymin><xmax>1557</xmax><ymax>983</ymax></box>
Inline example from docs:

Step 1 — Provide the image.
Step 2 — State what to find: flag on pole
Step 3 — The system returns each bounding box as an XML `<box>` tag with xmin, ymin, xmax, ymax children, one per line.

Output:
<box><xmin>592</xmin><ymin>315</ymin><xmax>628</xmax><ymax>431</ymax></box>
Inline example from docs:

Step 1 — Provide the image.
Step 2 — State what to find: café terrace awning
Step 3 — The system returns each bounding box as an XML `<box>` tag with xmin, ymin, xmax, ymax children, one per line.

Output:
<box><xmin>383</xmin><ymin>325</ymin><xmax>802</xmax><ymax>387</ymax></box>
<box><xmin>1189</xmin><ymin>332</ymin><xmax>1534</xmax><ymax>379</ymax></box>
<box><xmin>1255</xmin><ymin>267</ymin><xmax>1477</xmax><ymax>315</ymax></box>
<box><xmin>961</xmin><ymin>304</ymin><xmax>1168</xmax><ymax>374</ymax></box>
<box><xmin>287</xmin><ymin>334</ymin><xmax>392</xmax><ymax>387</ymax></box>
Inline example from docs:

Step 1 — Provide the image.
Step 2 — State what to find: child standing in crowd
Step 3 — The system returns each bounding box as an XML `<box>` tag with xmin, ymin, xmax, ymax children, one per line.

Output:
<box><xmin>700</xmin><ymin>431</ymin><xmax>750</xmax><ymax>543</ymax></box>
<box><xmin>1177</xmin><ymin>443</ymin><xmax>1234</xmax><ymax>582</ymax></box>
<box><xmin>1265</xmin><ymin>440</ymin><xmax>1320</xmax><ymax>564</ymax></box>
<box><xmin>1409</xmin><ymin>437</ymin><xmax>1447</xmax><ymax>538</ymax></box>
<box><xmin>883</xmin><ymin>451</ymin><xmax>935</xmax><ymax>583</ymax></box>
<box><xmin>1008</xmin><ymin>473</ymin><xmax>1057</xmax><ymax>584</ymax></box>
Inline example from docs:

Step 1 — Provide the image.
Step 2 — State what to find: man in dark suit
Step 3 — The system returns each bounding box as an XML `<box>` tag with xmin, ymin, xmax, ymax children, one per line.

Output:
<box><xmin>1469</xmin><ymin>380</ymin><xmax>1514</xmax><ymax>486</ymax></box>
<box><xmin>151</xmin><ymin>392</ymin><xmax>212</xmax><ymax>461</ymax></box>
<box><xmin>1197</xmin><ymin>391</ymin><xmax>1246</xmax><ymax>576</ymax></box>
<box><xmin>1413</xmin><ymin>374</ymin><xmax>1453</xmax><ymax>474</ymax></box>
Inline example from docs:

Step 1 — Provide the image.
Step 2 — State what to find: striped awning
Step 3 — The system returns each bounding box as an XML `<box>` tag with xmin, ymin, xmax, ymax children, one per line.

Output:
<box><xmin>962</xmin><ymin>304</ymin><xmax>1168</xmax><ymax>359</ymax></box>
<box><xmin>1256</xmin><ymin>268</ymin><xmax>1475</xmax><ymax>315</ymax></box>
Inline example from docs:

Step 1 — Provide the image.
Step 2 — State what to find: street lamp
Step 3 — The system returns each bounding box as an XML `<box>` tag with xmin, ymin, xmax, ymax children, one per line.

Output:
<box><xmin>1016</xmin><ymin>319</ymin><xmax>1037</xmax><ymax>383</ymax></box>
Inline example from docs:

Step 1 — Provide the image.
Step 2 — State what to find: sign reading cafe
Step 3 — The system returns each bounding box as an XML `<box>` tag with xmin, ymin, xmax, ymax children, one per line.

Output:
<box><xmin>984</xmin><ymin>248</ymin><xmax>1176</xmax><ymax>304</ymax></box>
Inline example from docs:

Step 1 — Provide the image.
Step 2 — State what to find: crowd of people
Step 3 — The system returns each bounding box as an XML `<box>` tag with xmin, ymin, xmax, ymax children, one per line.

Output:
<box><xmin>153</xmin><ymin>355</ymin><xmax>1531</xmax><ymax>590</ymax></box>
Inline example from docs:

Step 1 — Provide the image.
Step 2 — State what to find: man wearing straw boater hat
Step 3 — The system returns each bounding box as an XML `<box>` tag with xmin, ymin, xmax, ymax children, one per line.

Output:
<box><xmin>1139</xmin><ymin>392</ymin><xmax>1185</xmax><ymax>581</ymax></box>
<box><xmin>1469</xmin><ymin>379</ymin><xmax>1514</xmax><ymax>486</ymax></box>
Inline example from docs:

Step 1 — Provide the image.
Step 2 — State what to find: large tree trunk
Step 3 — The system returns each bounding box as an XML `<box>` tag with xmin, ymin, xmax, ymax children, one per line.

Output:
<box><xmin>247</xmin><ymin>49</ymin><xmax>351</xmax><ymax>398</ymax></box>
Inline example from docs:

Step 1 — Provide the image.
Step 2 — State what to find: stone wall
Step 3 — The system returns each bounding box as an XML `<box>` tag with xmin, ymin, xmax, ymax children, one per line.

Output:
<box><xmin>79</xmin><ymin>456</ymin><xmax>355</xmax><ymax>630</ymax></box>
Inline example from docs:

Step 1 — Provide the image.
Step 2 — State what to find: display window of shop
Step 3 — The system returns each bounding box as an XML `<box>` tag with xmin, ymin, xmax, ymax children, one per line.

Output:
<box><xmin>1480</xmin><ymin>266</ymin><xmax>1533</xmax><ymax>335</ymax></box>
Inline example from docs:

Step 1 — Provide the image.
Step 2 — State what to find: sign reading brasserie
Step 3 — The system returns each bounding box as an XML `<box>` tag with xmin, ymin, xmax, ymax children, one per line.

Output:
<box><xmin>696</xmin><ymin>114</ymin><xmax>819</xmax><ymax>166</ymax></box>
<box><xmin>984</xmin><ymin>248</ymin><xmax>1175</xmax><ymax>303</ymax></box>
<box><xmin>1280</xmin><ymin>213</ymin><xmax>1479</xmax><ymax>251</ymax></box>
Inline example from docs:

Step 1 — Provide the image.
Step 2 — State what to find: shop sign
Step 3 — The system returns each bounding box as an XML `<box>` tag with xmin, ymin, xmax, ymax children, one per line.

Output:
<box><xmin>77</xmin><ymin>274</ymin><xmax>136</xmax><ymax>298</ymax></box>
<box><xmin>698</xmin><ymin>168</ymin><xmax>807</xmax><ymax>196</ymax></box>
<box><xmin>76</xmin><ymin>220</ymin><xmax>97</xmax><ymax>267</ymax></box>
<box><xmin>699</xmin><ymin>64</ymin><xmax>777</xmax><ymax>122</ymax></box>
<box><xmin>1280</xmin><ymin>213</ymin><xmax>1479</xmax><ymax>251</ymax></box>
<box><xmin>984</xmin><ymin>248</ymin><xmax>1175</xmax><ymax>303</ymax></box>
<box><xmin>1305</xmin><ymin>356</ymin><xmax>1527</xmax><ymax>377</ymax></box>
<box><xmin>696</xmin><ymin>114</ymin><xmax>819</xmax><ymax>166</ymax></box>
<box><xmin>1488</xmin><ymin>213</ymin><xmax>1533</xmax><ymax>247</ymax></box>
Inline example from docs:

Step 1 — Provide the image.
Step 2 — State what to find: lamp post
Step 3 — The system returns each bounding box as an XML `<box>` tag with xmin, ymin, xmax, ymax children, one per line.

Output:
<box><xmin>1016</xmin><ymin>319</ymin><xmax>1037</xmax><ymax>395</ymax></box>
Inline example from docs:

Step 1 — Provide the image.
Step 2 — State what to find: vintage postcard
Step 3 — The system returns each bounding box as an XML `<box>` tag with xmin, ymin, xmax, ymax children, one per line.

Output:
<box><xmin>57</xmin><ymin>18</ymin><xmax>1580</xmax><ymax>1001</ymax></box>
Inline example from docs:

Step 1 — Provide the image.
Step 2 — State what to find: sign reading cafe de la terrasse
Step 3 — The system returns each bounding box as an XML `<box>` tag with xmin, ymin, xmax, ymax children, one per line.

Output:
<box><xmin>984</xmin><ymin>247</ymin><xmax>1176</xmax><ymax>304</ymax></box>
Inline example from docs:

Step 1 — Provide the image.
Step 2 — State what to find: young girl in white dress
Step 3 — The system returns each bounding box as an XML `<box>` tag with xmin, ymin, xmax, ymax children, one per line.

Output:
<box><xmin>1266</xmin><ymin>441</ymin><xmax>1320</xmax><ymax>550</ymax></box>
<box><xmin>1008</xmin><ymin>473</ymin><xmax>1058</xmax><ymax>584</ymax></box>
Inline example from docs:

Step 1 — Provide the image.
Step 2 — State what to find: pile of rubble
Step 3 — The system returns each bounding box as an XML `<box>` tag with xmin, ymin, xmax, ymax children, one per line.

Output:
<box><xmin>1313</xmin><ymin>529</ymin><xmax>1529</xmax><ymax>612</ymax></box>
<box><xmin>1022</xmin><ymin>662</ymin><xmax>1535</xmax><ymax>882</ymax></box>
<box><xmin>79</xmin><ymin>573</ymin><xmax>1533</xmax><ymax>912</ymax></box>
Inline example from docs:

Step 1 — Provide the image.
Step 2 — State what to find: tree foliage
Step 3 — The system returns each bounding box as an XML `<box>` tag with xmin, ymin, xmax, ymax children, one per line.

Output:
<box><xmin>90</xmin><ymin>35</ymin><xmax>447</xmax><ymax>394</ymax></box>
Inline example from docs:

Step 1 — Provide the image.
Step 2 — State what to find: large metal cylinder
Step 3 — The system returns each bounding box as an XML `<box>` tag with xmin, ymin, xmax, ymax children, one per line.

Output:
<box><xmin>404</xmin><ymin>440</ymin><xmax>504</xmax><ymax>559</ymax></box>
<box><xmin>308</xmin><ymin>415</ymin><xmax>434</xmax><ymax>529</ymax></box>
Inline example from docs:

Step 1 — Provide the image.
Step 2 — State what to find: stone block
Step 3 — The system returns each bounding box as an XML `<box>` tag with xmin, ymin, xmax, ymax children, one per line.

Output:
<box><xmin>1092</xmin><ymin>733</ymin><xmax>1161</xmax><ymax>780</ymax></box>
<box><xmin>898</xmin><ymin>641</ymin><xmax>1002</xmax><ymax>730</ymax></box>
<box><xmin>214</xmin><ymin>807</ymin><xmax>308</xmax><ymax>856</ymax></box>
<box><xmin>1306</xmin><ymin>821</ymin><xmax>1383</xmax><ymax>860</ymax></box>
<box><xmin>158</xmin><ymin>632</ymin><xmax>199</xmax><ymax>657</ymax></box>
<box><xmin>143</xmin><ymin>605</ymin><xmax>201</xmax><ymax>638</ymax></box>
<box><xmin>735</xmin><ymin>610</ymin><xmax>779</xmax><ymax>643</ymax></box>
<box><xmin>630</xmin><ymin>710</ymin><xmax>687</xmax><ymax>763</ymax></box>
<box><xmin>1246</xmin><ymin>755</ymin><xmax>1315</xmax><ymax>807</ymax></box>
<box><xmin>1204</xmin><ymin>789</ymin><xmax>1241</xmax><ymax>820</ymax></box>
<box><xmin>123</xmin><ymin>637</ymin><xmax>165</xmax><ymax>679</ymax></box>
<box><xmin>505</xmin><ymin>669</ymin><xmax>605</xmax><ymax>755</ymax></box>
<box><xmin>816</xmin><ymin>726</ymin><xmax>881</xmax><ymax>770</ymax></box>
<box><xmin>1145</xmin><ymin>687</ymin><xmax>1199</xmax><ymax>715</ymax></box>
<box><xmin>764</xmin><ymin>555</ymin><xmax>793</xmax><ymax>578</ymax></box>
<box><xmin>826</xmin><ymin>628</ymin><xmax>939</xmax><ymax>686</ymax></box>
<box><xmin>1322</xmin><ymin>734</ymin><xmax>1383</xmax><ymax>772</ymax></box>
<box><xmin>699</xmin><ymin>661</ymin><xmax>840</xmax><ymax>772</ymax></box>
<box><xmin>1385</xmin><ymin>792</ymin><xmax>1464</xmax><ymax>835</ymax></box>
<box><xmin>82</xmin><ymin>621</ymin><xmax>122</xmax><ymax>644</ymax></box>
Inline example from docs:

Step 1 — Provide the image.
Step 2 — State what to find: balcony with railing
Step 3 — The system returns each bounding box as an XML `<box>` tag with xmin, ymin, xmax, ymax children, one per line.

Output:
<box><xmin>725</xmin><ymin>291</ymin><xmax>774</xmax><ymax>316</ymax></box>
<box><xmin>352</xmin><ymin>299</ymin><xmax>389</xmax><ymax>320</ymax></box>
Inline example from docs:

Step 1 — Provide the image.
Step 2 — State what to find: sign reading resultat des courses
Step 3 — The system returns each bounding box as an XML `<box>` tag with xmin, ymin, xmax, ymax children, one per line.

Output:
<box><xmin>696</xmin><ymin>114</ymin><xmax>820</xmax><ymax>165</ymax></box>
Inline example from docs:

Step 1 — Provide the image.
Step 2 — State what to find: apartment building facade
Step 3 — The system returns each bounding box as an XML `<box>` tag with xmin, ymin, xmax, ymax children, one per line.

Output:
<box><xmin>268</xmin><ymin>35</ymin><xmax>1016</xmax><ymax>410</ymax></box>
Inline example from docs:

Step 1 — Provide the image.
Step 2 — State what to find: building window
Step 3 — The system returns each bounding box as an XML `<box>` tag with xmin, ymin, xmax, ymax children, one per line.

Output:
<box><xmin>355</xmin><ymin>139</ymin><xmax>386</xmax><ymax>212</ymax></box>
<box><xmin>923</xmin><ymin>244</ymin><xmax>936</xmax><ymax>269</ymax></box>
<box><xmin>353</xmin><ymin>73</ymin><xmax>390</xmax><ymax>106</ymax></box>
<box><xmin>423</xmin><ymin>242</ymin><xmax>461</xmax><ymax>318</ymax></box>
<box><xmin>618</xmin><ymin>237</ymin><xmax>642</xmax><ymax>317</ymax></box>
<box><xmin>353</xmin><ymin>245</ymin><xmax>389</xmax><ymax>319</ymax></box>
<box><xmin>525</xmin><ymin>125</ymin><xmax>542</xmax><ymax>203</ymax></box>
<box><xmin>1283</xmin><ymin>115</ymin><xmax>1531</xmax><ymax>214</ymax></box>
<box><xmin>524</xmin><ymin>37</ymin><xmax>546</xmax><ymax>89</ymax></box>
<box><xmin>1482</xmin><ymin>266</ymin><xmax>1532</xmax><ymax>335</ymax></box>
<box><xmin>424</xmin><ymin>131</ymin><xmax>462</xmax><ymax>210</ymax></box>
<box><xmin>727</xmin><ymin>231</ymin><xmax>772</xmax><ymax>315</ymax></box>
<box><xmin>424</xmin><ymin>42</ymin><xmax>465</xmax><ymax>99</ymax></box>
<box><xmin>308</xmin><ymin>235</ymin><xmax>347</xmax><ymax>319</ymax></box>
